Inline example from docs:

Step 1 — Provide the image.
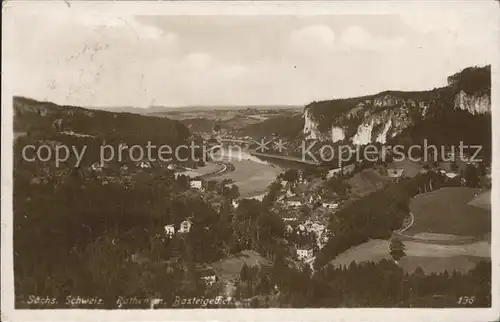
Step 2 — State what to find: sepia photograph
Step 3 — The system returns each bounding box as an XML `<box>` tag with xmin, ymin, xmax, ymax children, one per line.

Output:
<box><xmin>1</xmin><ymin>1</ymin><xmax>498</xmax><ymax>321</ymax></box>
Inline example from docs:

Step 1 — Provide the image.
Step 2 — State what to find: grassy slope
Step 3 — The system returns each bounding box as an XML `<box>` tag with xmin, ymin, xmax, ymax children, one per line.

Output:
<box><xmin>407</xmin><ymin>187</ymin><xmax>491</xmax><ymax>237</ymax></box>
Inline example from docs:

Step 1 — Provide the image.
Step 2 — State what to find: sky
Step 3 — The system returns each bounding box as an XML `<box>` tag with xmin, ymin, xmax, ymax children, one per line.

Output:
<box><xmin>7</xmin><ymin>4</ymin><xmax>498</xmax><ymax>108</ymax></box>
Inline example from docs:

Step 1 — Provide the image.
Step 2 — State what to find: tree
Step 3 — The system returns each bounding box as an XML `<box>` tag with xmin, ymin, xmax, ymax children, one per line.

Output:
<box><xmin>240</xmin><ymin>263</ymin><xmax>249</xmax><ymax>282</ymax></box>
<box><xmin>389</xmin><ymin>238</ymin><xmax>406</xmax><ymax>263</ymax></box>
<box><xmin>464</xmin><ymin>164</ymin><xmax>479</xmax><ymax>187</ymax></box>
<box><xmin>283</xmin><ymin>169</ymin><xmax>299</xmax><ymax>183</ymax></box>
<box><xmin>229</xmin><ymin>185</ymin><xmax>240</xmax><ymax>201</ymax></box>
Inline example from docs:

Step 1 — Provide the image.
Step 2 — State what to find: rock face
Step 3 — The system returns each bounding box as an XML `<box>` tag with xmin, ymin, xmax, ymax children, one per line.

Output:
<box><xmin>352</xmin><ymin>119</ymin><xmax>374</xmax><ymax>146</ymax></box>
<box><xmin>303</xmin><ymin>95</ymin><xmax>430</xmax><ymax>144</ymax></box>
<box><xmin>304</xmin><ymin>109</ymin><xmax>321</xmax><ymax>140</ymax></box>
<box><xmin>331</xmin><ymin>126</ymin><xmax>345</xmax><ymax>143</ymax></box>
<box><xmin>453</xmin><ymin>90</ymin><xmax>490</xmax><ymax>115</ymax></box>
<box><xmin>302</xmin><ymin>65</ymin><xmax>491</xmax><ymax>145</ymax></box>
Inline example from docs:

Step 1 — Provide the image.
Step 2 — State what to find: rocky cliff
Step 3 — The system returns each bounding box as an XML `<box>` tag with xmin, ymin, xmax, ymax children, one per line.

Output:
<box><xmin>303</xmin><ymin>65</ymin><xmax>491</xmax><ymax>145</ymax></box>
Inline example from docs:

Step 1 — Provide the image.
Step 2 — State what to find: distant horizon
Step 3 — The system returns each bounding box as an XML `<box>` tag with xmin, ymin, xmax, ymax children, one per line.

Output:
<box><xmin>13</xmin><ymin>61</ymin><xmax>490</xmax><ymax>111</ymax></box>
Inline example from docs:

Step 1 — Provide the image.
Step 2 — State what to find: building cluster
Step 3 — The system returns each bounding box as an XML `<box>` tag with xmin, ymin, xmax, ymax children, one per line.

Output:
<box><xmin>163</xmin><ymin>219</ymin><xmax>193</xmax><ymax>238</ymax></box>
<box><xmin>285</xmin><ymin>219</ymin><xmax>330</xmax><ymax>261</ymax></box>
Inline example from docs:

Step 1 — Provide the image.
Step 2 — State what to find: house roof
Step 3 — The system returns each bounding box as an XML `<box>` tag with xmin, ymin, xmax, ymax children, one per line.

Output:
<box><xmin>297</xmin><ymin>245</ymin><xmax>314</xmax><ymax>251</ymax></box>
<box><xmin>198</xmin><ymin>267</ymin><xmax>217</xmax><ymax>277</ymax></box>
<box><xmin>387</xmin><ymin>168</ymin><xmax>405</xmax><ymax>178</ymax></box>
<box><xmin>287</xmin><ymin>196</ymin><xmax>302</xmax><ymax>202</ymax></box>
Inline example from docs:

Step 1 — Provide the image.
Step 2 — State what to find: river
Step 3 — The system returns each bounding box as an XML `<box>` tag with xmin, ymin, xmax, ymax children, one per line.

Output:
<box><xmin>210</xmin><ymin>148</ymin><xmax>284</xmax><ymax>198</ymax></box>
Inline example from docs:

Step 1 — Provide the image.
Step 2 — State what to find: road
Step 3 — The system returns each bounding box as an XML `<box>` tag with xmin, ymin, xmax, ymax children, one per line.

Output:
<box><xmin>194</xmin><ymin>161</ymin><xmax>234</xmax><ymax>180</ymax></box>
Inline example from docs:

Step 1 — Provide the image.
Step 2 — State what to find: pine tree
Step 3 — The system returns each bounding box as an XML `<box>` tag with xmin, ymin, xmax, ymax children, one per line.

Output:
<box><xmin>389</xmin><ymin>238</ymin><xmax>406</xmax><ymax>263</ymax></box>
<box><xmin>240</xmin><ymin>263</ymin><xmax>249</xmax><ymax>282</ymax></box>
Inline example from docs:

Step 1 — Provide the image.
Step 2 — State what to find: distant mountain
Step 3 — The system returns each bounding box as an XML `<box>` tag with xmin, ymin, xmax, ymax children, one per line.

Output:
<box><xmin>235</xmin><ymin>114</ymin><xmax>305</xmax><ymax>140</ymax></box>
<box><xmin>98</xmin><ymin>105</ymin><xmax>303</xmax><ymax>116</ymax></box>
<box><xmin>148</xmin><ymin>105</ymin><xmax>303</xmax><ymax>112</ymax></box>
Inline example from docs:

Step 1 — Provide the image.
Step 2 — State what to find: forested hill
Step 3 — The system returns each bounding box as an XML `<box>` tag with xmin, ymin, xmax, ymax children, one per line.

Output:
<box><xmin>13</xmin><ymin>96</ymin><xmax>191</xmax><ymax>146</ymax></box>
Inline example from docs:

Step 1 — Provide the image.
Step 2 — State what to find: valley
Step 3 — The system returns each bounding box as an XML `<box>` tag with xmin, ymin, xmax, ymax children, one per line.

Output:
<box><xmin>12</xmin><ymin>64</ymin><xmax>492</xmax><ymax>308</ymax></box>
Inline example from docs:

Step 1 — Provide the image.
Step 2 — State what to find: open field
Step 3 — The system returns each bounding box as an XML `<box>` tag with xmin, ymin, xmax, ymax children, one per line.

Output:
<box><xmin>329</xmin><ymin>239</ymin><xmax>490</xmax><ymax>274</ymax></box>
<box><xmin>404</xmin><ymin>187</ymin><xmax>490</xmax><ymax>237</ymax></box>
<box><xmin>212</xmin><ymin>250</ymin><xmax>272</xmax><ymax>283</ymax></box>
<box><xmin>329</xmin><ymin>239</ymin><xmax>392</xmax><ymax>267</ymax></box>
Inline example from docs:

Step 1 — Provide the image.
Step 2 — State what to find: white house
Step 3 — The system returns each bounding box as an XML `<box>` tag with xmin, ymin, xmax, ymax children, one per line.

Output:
<box><xmin>138</xmin><ymin>161</ymin><xmax>151</xmax><ymax>169</ymax></box>
<box><xmin>297</xmin><ymin>246</ymin><xmax>314</xmax><ymax>261</ymax></box>
<box><xmin>164</xmin><ymin>224</ymin><xmax>175</xmax><ymax>237</ymax></box>
<box><xmin>90</xmin><ymin>162</ymin><xmax>103</xmax><ymax>172</ymax></box>
<box><xmin>285</xmin><ymin>224</ymin><xmax>293</xmax><ymax>234</ymax></box>
<box><xmin>179</xmin><ymin>219</ymin><xmax>193</xmax><ymax>233</ymax></box>
<box><xmin>286</xmin><ymin>196</ymin><xmax>302</xmax><ymax>207</ymax></box>
<box><xmin>322</xmin><ymin>202</ymin><xmax>338</xmax><ymax>209</ymax></box>
<box><xmin>198</xmin><ymin>267</ymin><xmax>218</xmax><ymax>286</ymax></box>
<box><xmin>387</xmin><ymin>168</ymin><xmax>405</xmax><ymax>178</ymax></box>
<box><xmin>190</xmin><ymin>180</ymin><xmax>203</xmax><ymax>190</ymax></box>
<box><xmin>310</xmin><ymin>223</ymin><xmax>326</xmax><ymax>235</ymax></box>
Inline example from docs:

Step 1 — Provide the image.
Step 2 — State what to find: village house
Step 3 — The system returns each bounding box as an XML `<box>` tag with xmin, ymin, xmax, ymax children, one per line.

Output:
<box><xmin>178</xmin><ymin>219</ymin><xmax>193</xmax><ymax>233</ymax></box>
<box><xmin>285</xmin><ymin>196</ymin><xmax>302</xmax><ymax>208</ymax></box>
<box><xmin>327</xmin><ymin>168</ymin><xmax>342</xmax><ymax>179</ymax></box>
<box><xmin>317</xmin><ymin>231</ymin><xmax>330</xmax><ymax>249</ymax></box>
<box><xmin>198</xmin><ymin>267</ymin><xmax>218</xmax><ymax>286</ymax></box>
<box><xmin>137</xmin><ymin>161</ymin><xmax>151</xmax><ymax>169</ymax></box>
<box><xmin>120</xmin><ymin>164</ymin><xmax>129</xmax><ymax>174</ymax></box>
<box><xmin>322</xmin><ymin>201</ymin><xmax>338</xmax><ymax>209</ymax></box>
<box><xmin>296</xmin><ymin>245</ymin><xmax>314</xmax><ymax>261</ymax></box>
<box><xmin>446</xmin><ymin>172</ymin><xmax>459</xmax><ymax>179</ymax></box>
<box><xmin>387</xmin><ymin>168</ymin><xmax>405</xmax><ymax>178</ymax></box>
<box><xmin>190</xmin><ymin>179</ymin><xmax>204</xmax><ymax>190</ymax></box>
<box><xmin>90</xmin><ymin>162</ymin><xmax>103</xmax><ymax>172</ymax></box>
<box><xmin>296</xmin><ymin>224</ymin><xmax>307</xmax><ymax>234</ymax></box>
<box><xmin>164</xmin><ymin>224</ymin><xmax>175</xmax><ymax>237</ymax></box>
<box><xmin>310</xmin><ymin>222</ymin><xmax>326</xmax><ymax>236</ymax></box>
